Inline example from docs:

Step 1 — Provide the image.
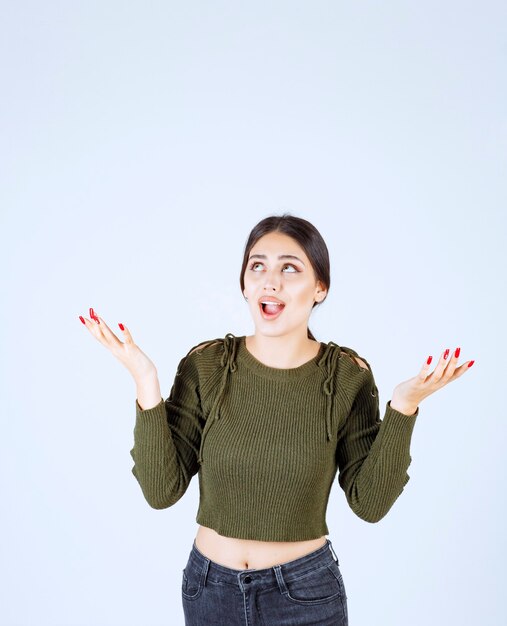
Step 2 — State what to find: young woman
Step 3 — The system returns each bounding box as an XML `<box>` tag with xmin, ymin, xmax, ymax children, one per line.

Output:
<box><xmin>79</xmin><ymin>214</ymin><xmax>474</xmax><ymax>625</ymax></box>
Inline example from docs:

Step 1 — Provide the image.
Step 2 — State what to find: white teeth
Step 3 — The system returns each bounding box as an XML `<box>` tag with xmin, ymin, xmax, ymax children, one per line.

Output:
<box><xmin>260</xmin><ymin>301</ymin><xmax>283</xmax><ymax>305</ymax></box>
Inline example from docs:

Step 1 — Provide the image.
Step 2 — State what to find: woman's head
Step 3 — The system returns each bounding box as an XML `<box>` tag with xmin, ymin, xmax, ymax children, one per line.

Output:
<box><xmin>240</xmin><ymin>214</ymin><xmax>330</xmax><ymax>341</ymax></box>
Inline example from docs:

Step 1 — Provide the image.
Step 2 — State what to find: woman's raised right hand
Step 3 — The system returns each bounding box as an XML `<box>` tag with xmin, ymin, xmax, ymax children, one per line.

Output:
<box><xmin>79</xmin><ymin>307</ymin><xmax>158</xmax><ymax>382</ymax></box>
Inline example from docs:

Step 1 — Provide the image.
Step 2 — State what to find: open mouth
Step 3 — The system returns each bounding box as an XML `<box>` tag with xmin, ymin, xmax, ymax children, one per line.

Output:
<box><xmin>259</xmin><ymin>302</ymin><xmax>285</xmax><ymax>320</ymax></box>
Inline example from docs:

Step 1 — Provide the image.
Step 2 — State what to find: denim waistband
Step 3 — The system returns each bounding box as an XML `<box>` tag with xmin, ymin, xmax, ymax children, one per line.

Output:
<box><xmin>187</xmin><ymin>538</ymin><xmax>340</xmax><ymax>591</ymax></box>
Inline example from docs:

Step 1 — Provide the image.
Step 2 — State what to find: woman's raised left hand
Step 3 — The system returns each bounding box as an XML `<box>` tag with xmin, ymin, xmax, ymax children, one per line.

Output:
<box><xmin>390</xmin><ymin>347</ymin><xmax>475</xmax><ymax>416</ymax></box>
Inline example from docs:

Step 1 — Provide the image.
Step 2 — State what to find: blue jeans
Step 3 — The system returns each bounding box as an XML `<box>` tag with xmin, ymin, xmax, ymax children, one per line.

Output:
<box><xmin>181</xmin><ymin>538</ymin><xmax>348</xmax><ymax>625</ymax></box>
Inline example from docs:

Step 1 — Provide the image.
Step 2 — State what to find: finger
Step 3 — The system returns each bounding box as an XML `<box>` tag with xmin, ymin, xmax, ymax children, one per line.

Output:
<box><xmin>448</xmin><ymin>357</ymin><xmax>475</xmax><ymax>381</ymax></box>
<box><xmin>438</xmin><ymin>346</ymin><xmax>459</xmax><ymax>381</ymax></box>
<box><xmin>89</xmin><ymin>307</ymin><xmax>103</xmax><ymax>329</ymax></box>
<box><xmin>81</xmin><ymin>311</ymin><xmax>102</xmax><ymax>333</ymax></box>
<box><xmin>118</xmin><ymin>322</ymin><xmax>134</xmax><ymax>344</ymax></box>
<box><xmin>85</xmin><ymin>307</ymin><xmax>120</xmax><ymax>351</ymax></box>
<box><xmin>79</xmin><ymin>315</ymin><xmax>95</xmax><ymax>330</ymax></box>
<box><xmin>80</xmin><ymin>314</ymin><xmax>110</xmax><ymax>349</ymax></box>
<box><xmin>418</xmin><ymin>354</ymin><xmax>434</xmax><ymax>381</ymax></box>
<box><xmin>90</xmin><ymin>310</ymin><xmax>123</xmax><ymax>348</ymax></box>
<box><xmin>430</xmin><ymin>347</ymin><xmax>453</xmax><ymax>382</ymax></box>
<box><xmin>89</xmin><ymin>307</ymin><xmax>107</xmax><ymax>340</ymax></box>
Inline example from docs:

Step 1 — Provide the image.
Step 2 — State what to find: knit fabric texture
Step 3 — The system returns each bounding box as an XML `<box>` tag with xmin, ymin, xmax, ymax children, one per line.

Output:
<box><xmin>130</xmin><ymin>332</ymin><xmax>419</xmax><ymax>541</ymax></box>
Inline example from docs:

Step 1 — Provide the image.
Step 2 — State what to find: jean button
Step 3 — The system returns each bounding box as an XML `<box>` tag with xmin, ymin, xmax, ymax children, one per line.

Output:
<box><xmin>244</xmin><ymin>575</ymin><xmax>252</xmax><ymax>583</ymax></box>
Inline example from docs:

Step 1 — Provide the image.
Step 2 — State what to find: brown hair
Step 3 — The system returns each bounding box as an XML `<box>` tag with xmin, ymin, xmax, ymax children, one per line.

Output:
<box><xmin>239</xmin><ymin>213</ymin><xmax>330</xmax><ymax>340</ymax></box>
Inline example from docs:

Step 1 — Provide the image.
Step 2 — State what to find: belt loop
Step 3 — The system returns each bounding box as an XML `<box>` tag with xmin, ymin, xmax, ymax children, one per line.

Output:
<box><xmin>201</xmin><ymin>557</ymin><xmax>210</xmax><ymax>587</ymax></box>
<box><xmin>273</xmin><ymin>564</ymin><xmax>288</xmax><ymax>597</ymax></box>
<box><xmin>328</xmin><ymin>540</ymin><xmax>339</xmax><ymax>564</ymax></box>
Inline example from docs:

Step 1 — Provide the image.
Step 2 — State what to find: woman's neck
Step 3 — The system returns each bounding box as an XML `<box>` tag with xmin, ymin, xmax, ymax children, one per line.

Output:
<box><xmin>244</xmin><ymin>333</ymin><xmax>321</xmax><ymax>369</ymax></box>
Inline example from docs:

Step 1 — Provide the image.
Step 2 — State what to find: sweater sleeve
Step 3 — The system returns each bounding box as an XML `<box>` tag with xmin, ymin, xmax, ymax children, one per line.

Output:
<box><xmin>335</xmin><ymin>367</ymin><xmax>418</xmax><ymax>523</ymax></box>
<box><xmin>129</xmin><ymin>350</ymin><xmax>204</xmax><ymax>509</ymax></box>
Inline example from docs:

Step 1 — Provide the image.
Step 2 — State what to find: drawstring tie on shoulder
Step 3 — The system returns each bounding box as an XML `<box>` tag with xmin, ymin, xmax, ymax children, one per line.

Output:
<box><xmin>197</xmin><ymin>333</ymin><xmax>238</xmax><ymax>464</ymax></box>
<box><xmin>318</xmin><ymin>341</ymin><xmax>342</xmax><ymax>443</ymax></box>
<box><xmin>317</xmin><ymin>342</ymin><xmax>374</xmax><ymax>442</ymax></box>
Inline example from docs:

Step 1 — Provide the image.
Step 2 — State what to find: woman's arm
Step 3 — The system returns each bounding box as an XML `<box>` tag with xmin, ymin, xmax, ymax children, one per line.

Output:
<box><xmin>336</xmin><ymin>345</ymin><xmax>473</xmax><ymax>523</ymax></box>
<box><xmin>130</xmin><ymin>350</ymin><xmax>204</xmax><ymax>509</ymax></box>
<box><xmin>335</xmin><ymin>366</ymin><xmax>418</xmax><ymax>523</ymax></box>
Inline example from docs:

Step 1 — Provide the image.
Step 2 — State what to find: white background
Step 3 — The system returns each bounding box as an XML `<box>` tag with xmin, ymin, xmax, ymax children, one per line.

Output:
<box><xmin>1</xmin><ymin>1</ymin><xmax>505</xmax><ymax>624</ymax></box>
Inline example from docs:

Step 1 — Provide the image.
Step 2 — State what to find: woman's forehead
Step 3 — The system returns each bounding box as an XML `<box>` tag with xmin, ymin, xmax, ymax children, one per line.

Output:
<box><xmin>251</xmin><ymin>232</ymin><xmax>306</xmax><ymax>257</ymax></box>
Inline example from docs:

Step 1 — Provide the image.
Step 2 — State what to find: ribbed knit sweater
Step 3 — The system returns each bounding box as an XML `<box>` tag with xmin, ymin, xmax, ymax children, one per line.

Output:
<box><xmin>130</xmin><ymin>333</ymin><xmax>419</xmax><ymax>541</ymax></box>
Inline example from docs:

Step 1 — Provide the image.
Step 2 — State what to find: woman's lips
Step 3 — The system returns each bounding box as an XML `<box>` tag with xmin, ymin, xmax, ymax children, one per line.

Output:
<box><xmin>259</xmin><ymin>302</ymin><xmax>285</xmax><ymax>320</ymax></box>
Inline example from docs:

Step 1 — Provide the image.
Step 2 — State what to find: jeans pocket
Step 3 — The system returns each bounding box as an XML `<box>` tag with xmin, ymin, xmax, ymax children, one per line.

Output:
<box><xmin>181</xmin><ymin>565</ymin><xmax>204</xmax><ymax>601</ymax></box>
<box><xmin>327</xmin><ymin>559</ymin><xmax>347</xmax><ymax>599</ymax></box>
<box><xmin>283</xmin><ymin>562</ymin><xmax>345</xmax><ymax>606</ymax></box>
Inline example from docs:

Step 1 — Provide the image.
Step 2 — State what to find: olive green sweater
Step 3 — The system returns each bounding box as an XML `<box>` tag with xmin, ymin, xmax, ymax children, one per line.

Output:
<box><xmin>130</xmin><ymin>333</ymin><xmax>418</xmax><ymax>541</ymax></box>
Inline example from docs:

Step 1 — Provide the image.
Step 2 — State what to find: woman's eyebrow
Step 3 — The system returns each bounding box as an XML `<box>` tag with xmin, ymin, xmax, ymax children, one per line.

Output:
<box><xmin>248</xmin><ymin>254</ymin><xmax>305</xmax><ymax>266</ymax></box>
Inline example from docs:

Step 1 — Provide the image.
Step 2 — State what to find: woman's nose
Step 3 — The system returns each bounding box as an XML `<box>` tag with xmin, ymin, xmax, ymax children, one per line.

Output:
<box><xmin>263</xmin><ymin>272</ymin><xmax>280</xmax><ymax>291</ymax></box>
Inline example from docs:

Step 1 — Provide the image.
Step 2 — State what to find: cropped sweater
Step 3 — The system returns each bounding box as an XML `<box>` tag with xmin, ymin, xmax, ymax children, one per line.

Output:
<box><xmin>130</xmin><ymin>333</ymin><xmax>419</xmax><ymax>541</ymax></box>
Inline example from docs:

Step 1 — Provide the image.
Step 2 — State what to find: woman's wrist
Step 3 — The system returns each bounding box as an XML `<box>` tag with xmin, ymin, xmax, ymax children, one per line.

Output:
<box><xmin>135</xmin><ymin>371</ymin><xmax>162</xmax><ymax>411</ymax></box>
<box><xmin>389</xmin><ymin>399</ymin><xmax>418</xmax><ymax>416</ymax></box>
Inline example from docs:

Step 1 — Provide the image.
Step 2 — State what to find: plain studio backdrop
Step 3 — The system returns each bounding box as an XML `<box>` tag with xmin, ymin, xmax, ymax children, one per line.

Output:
<box><xmin>1</xmin><ymin>1</ymin><xmax>505</xmax><ymax>625</ymax></box>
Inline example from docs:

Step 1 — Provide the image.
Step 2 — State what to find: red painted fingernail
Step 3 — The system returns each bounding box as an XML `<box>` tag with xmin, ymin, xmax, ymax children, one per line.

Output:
<box><xmin>89</xmin><ymin>307</ymin><xmax>100</xmax><ymax>324</ymax></box>
<box><xmin>443</xmin><ymin>348</ymin><xmax>449</xmax><ymax>360</ymax></box>
<box><xmin>427</xmin><ymin>356</ymin><xmax>432</xmax><ymax>365</ymax></box>
<box><xmin>118</xmin><ymin>323</ymin><xmax>124</xmax><ymax>331</ymax></box>
<box><xmin>468</xmin><ymin>360</ymin><xmax>474</xmax><ymax>368</ymax></box>
<box><xmin>454</xmin><ymin>347</ymin><xmax>460</xmax><ymax>358</ymax></box>
<box><xmin>79</xmin><ymin>316</ymin><xmax>85</xmax><ymax>324</ymax></box>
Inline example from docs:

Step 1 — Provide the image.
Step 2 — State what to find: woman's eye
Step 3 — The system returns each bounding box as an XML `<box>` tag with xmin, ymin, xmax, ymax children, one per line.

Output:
<box><xmin>249</xmin><ymin>262</ymin><xmax>298</xmax><ymax>273</ymax></box>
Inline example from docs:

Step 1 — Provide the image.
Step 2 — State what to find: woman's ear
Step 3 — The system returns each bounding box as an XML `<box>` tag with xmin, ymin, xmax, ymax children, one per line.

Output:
<box><xmin>315</xmin><ymin>283</ymin><xmax>327</xmax><ymax>302</ymax></box>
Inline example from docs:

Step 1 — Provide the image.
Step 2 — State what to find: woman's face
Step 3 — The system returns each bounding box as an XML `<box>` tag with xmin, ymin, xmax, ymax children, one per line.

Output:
<box><xmin>242</xmin><ymin>231</ymin><xmax>327</xmax><ymax>338</ymax></box>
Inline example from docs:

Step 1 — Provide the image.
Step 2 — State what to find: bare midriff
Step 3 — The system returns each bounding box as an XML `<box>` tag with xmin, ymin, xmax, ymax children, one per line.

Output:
<box><xmin>195</xmin><ymin>525</ymin><xmax>327</xmax><ymax>570</ymax></box>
